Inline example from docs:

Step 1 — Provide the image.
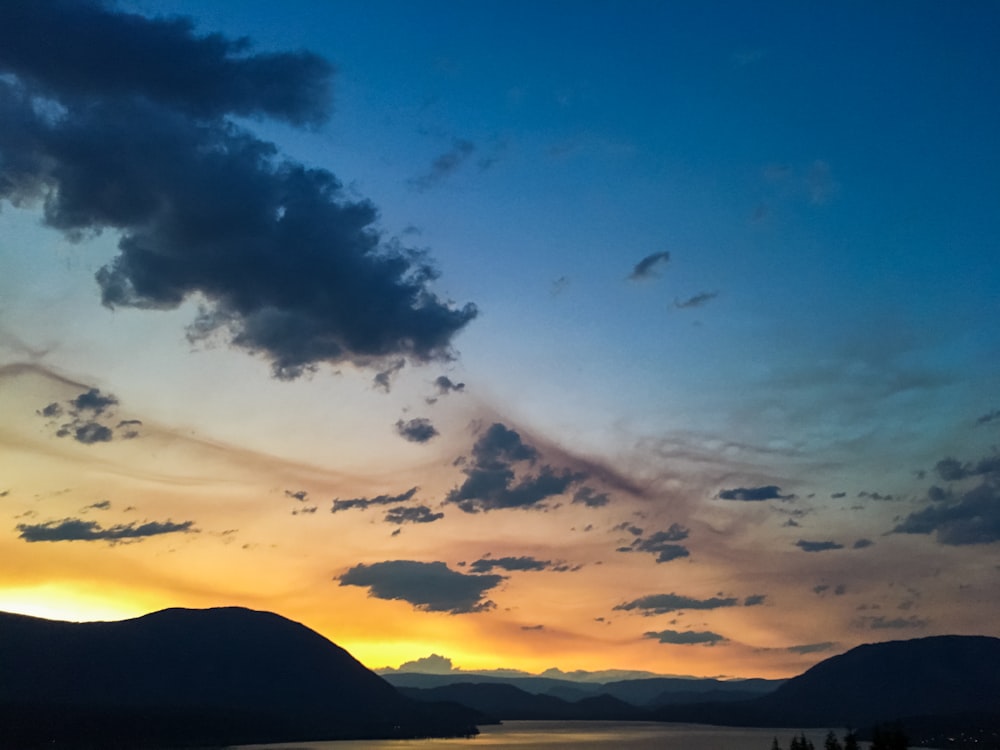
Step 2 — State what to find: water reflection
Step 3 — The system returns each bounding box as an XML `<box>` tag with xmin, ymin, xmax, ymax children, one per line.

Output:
<box><xmin>235</xmin><ymin>721</ymin><xmax>847</xmax><ymax>750</ymax></box>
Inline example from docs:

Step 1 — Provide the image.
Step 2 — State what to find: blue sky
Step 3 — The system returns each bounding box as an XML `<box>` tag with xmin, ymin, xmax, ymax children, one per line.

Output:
<box><xmin>0</xmin><ymin>0</ymin><xmax>998</xmax><ymax>677</ymax></box>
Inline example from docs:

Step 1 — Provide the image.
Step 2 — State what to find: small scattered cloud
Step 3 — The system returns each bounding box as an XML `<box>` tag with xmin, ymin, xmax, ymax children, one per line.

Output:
<box><xmin>521</xmin><ymin>624</ymin><xmax>544</xmax><ymax>631</ymax></box>
<box><xmin>857</xmin><ymin>490</ymin><xmax>896</xmax><ymax>501</ymax></box>
<box><xmin>395</xmin><ymin>417</ymin><xmax>439</xmax><ymax>444</ymax></box>
<box><xmin>338</xmin><ymin>560</ymin><xmax>502</xmax><ymax>614</ymax></box>
<box><xmin>434</xmin><ymin>375</ymin><xmax>465</xmax><ymax>395</ymax></box>
<box><xmin>830</xmin><ymin>491</ymin><xmax>846</xmax><ymax>499</ymax></box>
<box><xmin>744</xmin><ymin>594</ymin><xmax>767</xmax><ymax>606</ymax></box>
<box><xmin>39</xmin><ymin>388</ymin><xmax>138</xmax><ymax>445</ymax></box>
<box><xmin>674</xmin><ymin>291</ymin><xmax>718</xmax><ymax>309</ymax></box>
<box><xmin>853</xmin><ymin>538</ymin><xmax>874</xmax><ymax>549</ymax></box>
<box><xmin>84</xmin><ymin>500</ymin><xmax>111</xmax><ymax>511</ymax></box>
<box><xmin>408</xmin><ymin>139</ymin><xmax>476</xmax><ymax>191</ymax></box>
<box><xmin>17</xmin><ymin>517</ymin><xmax>196</xmax><ymax>543</ymax></box>
<box><xmin>383</xmin><ymin>505</ymin><xmax>443</xmax><ymax>525</ymax></box>
<box><xmin>892</xmin><ymin>479</ymin><xmax>1000</xmax><ymax>545</ymax></box>
<box><xmin>643</xmin><ymin>629</ymin><xmax>726</xmax><ymax>646</ymax></box>
<box><xmin>332</xmin><ymin>487</ymin><xmax>419</xmax><ymax>513</ymax></box>
<box><xmin>627</xmin><ymin>251</ymin><xmax>670</xmax><ymax>281</ymax></box>
<box><xmin>795</xmin><ymin>539</ymin><xmax>844</xmax><ymax>552</ymax></box>
<box><xmin>572</xmin><ymin>486</ymin><xmax>610</xmax><ymax>508</ymax></box>
<box><xmin>468</xmin><ymin>556</ymin><xmax>560</xmax><ymax>574</ymax></box>
<box><xmin>614</xmin><ymin>592</ymin><xmax>738</xmax><ymax>615</ymax></box>
<box><xmin>373</xmin><ymin>359</ymin><xmax>405</xmax><ymax>393</ymax></box>
<box><xmin>619</xmin><ymin>524</ymin><xmax>690</xmax><ymax>563</ymax></box>
<box><xmin>718</xmin><ymin>485</ymin><xmax>791</xmax><ymax>502</ymax></box>
<box><xmin>285</xmin><ymin>490</ymin><xmax>309</xmax><ymax>502</ymax></box>
<box><xmin>975</xmin><ymin>408</ymin><xmax>1000</xmax><ymax>426</ymax></box>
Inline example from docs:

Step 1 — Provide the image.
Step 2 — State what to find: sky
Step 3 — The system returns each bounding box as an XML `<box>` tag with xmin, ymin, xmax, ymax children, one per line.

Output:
<box><xmin>0</xmin><ymin>0</ymin><xmax>998</xmax><ymax>680</ymax></box>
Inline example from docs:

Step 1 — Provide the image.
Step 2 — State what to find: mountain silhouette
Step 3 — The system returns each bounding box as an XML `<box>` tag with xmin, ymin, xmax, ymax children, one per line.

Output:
<box><xmin>654</xmin><ymin>635</ymin><xmax>1000</xmax><ymax>740</ymax></box>
<box><xmin>0</xmin><ymin>607</ymin><xmax>478</xmax><ymax>748</ymax></box>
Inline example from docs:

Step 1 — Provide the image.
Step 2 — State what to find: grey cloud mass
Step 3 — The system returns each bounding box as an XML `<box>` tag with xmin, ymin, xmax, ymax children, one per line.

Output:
<box><xmin>0</xmin><ymin>1</ymin><xmax>476</xmax><ymax>381</ymax></box>
<box><xmin>445</xmin><ymin>423</ymin><xmax>586</xmax><ymax>513</ymax></box>
<box><xmin>332</xmin><ymin>487</ymin><xmax>418</xmax><ymax>513</ymax></box>
<box><xmin>17</xmin><ymin>517</ymin><xmax>196</xmax><ymax>542</ymax></box>
<box><xmin>614</xmin><ymin>592</ymin><xmax>738</xmax><ymax>615</ymax></box>
<box><xmin>893</xmin><ymin>476</ymin><xmax>1000</xmax><ymax>545</ymax></box>
<box><xmin>395</xmin><ymin>417</ymin><xmax>439</xmax><ymax>444</ymax></box>
<box><xmin>338</xmin><ymin>560</ymin><xmax>502</xmax><ymax>614</ymax></box>
<box><xmin>40</xmin><ymin>388</ymin><xmax>138</xmax><ymax>444</ymax></box>
<box><xmin>627</xmin><ymin>251</ymin><xmax>670</xmax><ymax>280</ymax></box>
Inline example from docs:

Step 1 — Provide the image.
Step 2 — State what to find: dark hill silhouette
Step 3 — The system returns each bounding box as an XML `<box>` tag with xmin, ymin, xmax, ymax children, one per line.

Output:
<box><xmin>0</xmin><ymin>607</ymin><xmax>478</xmax><ymax>748</ymax></box>
<box><xmin>400</xmin><ymin>681</ymin><xmax>648</xmax><ymax>721</ymax></box>
<box><xmin>654</xmin><ymin>635</ymin><xmax>1000</xmax><ymax>740</ymax></box>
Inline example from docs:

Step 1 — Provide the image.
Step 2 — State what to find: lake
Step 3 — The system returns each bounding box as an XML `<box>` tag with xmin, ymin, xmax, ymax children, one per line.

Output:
<box><xmin>233</xmin><ymin>721</ymin><xmax>857</xmax><ymax>750</ymax></box>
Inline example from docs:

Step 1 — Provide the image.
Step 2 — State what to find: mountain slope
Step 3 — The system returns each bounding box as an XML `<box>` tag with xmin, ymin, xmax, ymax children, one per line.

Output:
<box><xmin>0</xmin><ymin>607</ymin><xmax>478</xmax><ymax>748</ymax></box>
<box><xmin>655</xmin><ymin>635</ymin><xmax>1000</xmax><ymax>732</ymax></box>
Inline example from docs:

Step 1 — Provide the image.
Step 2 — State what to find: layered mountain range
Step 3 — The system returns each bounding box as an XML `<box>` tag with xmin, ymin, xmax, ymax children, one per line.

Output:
<box><xmin>1</xmin><ymin>607</ymin><xmax>996</xmax><ymax>749</ymax></box>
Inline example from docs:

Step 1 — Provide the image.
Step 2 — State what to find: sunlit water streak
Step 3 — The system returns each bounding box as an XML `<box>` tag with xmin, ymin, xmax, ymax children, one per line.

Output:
<box><xmin>233</xmin><ymin>721</ymin><xmax>864</xmax><ymax>750</ymax></box>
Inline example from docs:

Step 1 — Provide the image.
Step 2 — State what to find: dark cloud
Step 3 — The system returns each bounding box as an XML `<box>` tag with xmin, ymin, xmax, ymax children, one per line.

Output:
<box><xmin>468</xmin><ymin>556</ymin><xmax>550</xmax><ymax>574</ymax></box>
<box><xmin>70</xmin><ymin>422</ymin><xmax>113</xmax><ymax>444</ymax></box>
<box><xmin>857</xmin><ymin>490</ymin><xmax>896</xmax><ymax>501</ymax></box>
<box><xmin>830</xmin><ymin>491</ymin><xmax>846</xmax><ymax>499</ymax></box>
<box><xmin>521</xmin><ymin>624</ymin><xmax>544</xmax><ymax>631</ymax></box>
<box><xmin>643</xmin><ymin>629</ymin><xmax>725</xmax><ymax>645</ymax></box>
<box><xmin>285</xmin><ymin>490</ymin><xmax>309</xmax><ymax>502</ymax></box>
<box><xmin>718</xmin><ymin>485</ymin><xmax>790</xmax><ymax>501</ymax></box>
<box><xmin>892</xmin><ymin>477</ymin><xmax>1000</xmax><ymax>545</ymax></box>
<box><xmin>408</xmin><ymin>139</ymin><xmax>476</xmax><ymax>191</ymax></box>
<box><xmin>786</xmin><ymin>642</ymin><xmax>836</xmax><ymax>655</ymax></box>
<box><xmin>70</xmin><ymin>388</ymin><xmax>118</xmax><ymax>414</ymax></box>
<box><xmin>976</xmin><ymin>408</ymin><xmax>1000</xmax><ymax>426</ymax></box>
<box><xmin>40</xmin><ymin>388</ymin><xmax>140</xmax><ymax>445</ymax></box>
<box><xmin>331</xmin><ymin>486</ymin><xmax>418</xmax><ymax>513</ymax></box>
<box><xmin>614</xmin><ymin>593</ymin><xmax>738</xmax><ymax>615</ymax></box>
<box><xmin>445</xmin><ymin>423</ymin><xmax>586</xmax><ymax>513</ymax></box>
<box><xmin>0</xmin><ymin>0</ymin><xmax>332</xmax><ymax>125</ymax></box>
<box><xmin>627</xmin><ymin>251</ymin><xmax>670</xmax><ymax>281</ymax></box>
<box><xmin>743</xmin><ymin>594</ymin><xmax>767</xmax><ymax>606</ymax></box>
<box><xmin>0</xmin><ymin>2</ymin><xmax>476</xmax><ymax>380</ymax></box>
<box><xmin>292</xmin><ymin>505</ymin><xmax>317</xmax><ymax>515</ymax></box>
<box><xmin>373</xmin><ymin>359</ymin><xmax>405</xmax><ymax>392</ymax></box>
<box><xmin>572</xmin><ymin>486</ymin><xmax>610</xmax><ymax>507</ymax></box>
<box><xmin>84</xmin><ymin>500</ymin><xmax>111</xmax><ymax>511</ymax></box>
<box><xmin>674</xmin><ymin>291</ymin><xmax>718</xmax><ymax>309</ymax></box>
<box><xmin>934</xmin><ymin>455</ymin><xmax>1000</xmax><ymax>482</ymax></box>
<box><xmin>433</xmin><ymin>375</ymin><xmax>465</xmax><ymax>395</ymax></box>
<box><xmin>853</xmin><ymin>538</ymin><xmax>874</xmax><ymax>549</ymax></box>
<box><xmin>337</xmin><ymin>560</ymin><xmax>501</xmax><ymax>614</ymax></box>
<box><xmin>795</xmin><ymin>539</ymin><xmax>844</xmax><ymax>552</ymax></box>
<box><xmin>16</xmin><ymin>517</ymin><xmax>196</xmax><ymax>543</ymax></box>
<box><xmin>395</xmin><ymin>417</ymin><xmax>439</xmax><ymax>444</ymax></box>
<box><xmin>621</xmin><ymin>524</ymin><xmax>691</xmax><ymax>563</ymax></box>
<box><xmin>115</xmin><ymin>419</ymin><xmax>142</xmax><ymax>439</ymax></box>
<box><xmin>383</xmin><ymin>505</ymin><xmax>443</xmax><ymax>525</ymax></box>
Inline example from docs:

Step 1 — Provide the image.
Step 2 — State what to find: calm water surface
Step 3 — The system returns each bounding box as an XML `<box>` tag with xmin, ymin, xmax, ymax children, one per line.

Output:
<box><xmin>234</xmin><ymin>721</ymin><xmax>855</xmax><ymax>750</ymax></box>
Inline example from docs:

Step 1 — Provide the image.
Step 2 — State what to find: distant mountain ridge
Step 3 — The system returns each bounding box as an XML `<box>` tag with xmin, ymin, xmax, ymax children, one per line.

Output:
<box><xmin>0</xmin><ymin>607</ymin><xmax>478</xmax><ymax>748</ymax></box>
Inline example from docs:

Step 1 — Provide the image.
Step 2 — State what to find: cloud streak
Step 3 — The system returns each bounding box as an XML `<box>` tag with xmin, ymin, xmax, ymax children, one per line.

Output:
<box><xmin>16</xmin><ymin>517</ymin><xmax>196</xmax><ymax>543</ymax></box>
